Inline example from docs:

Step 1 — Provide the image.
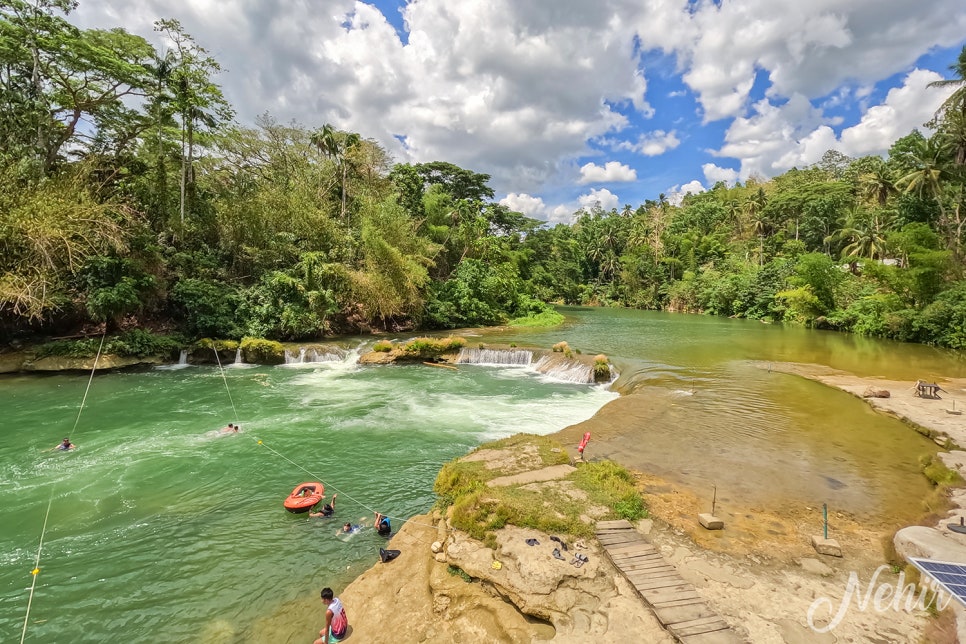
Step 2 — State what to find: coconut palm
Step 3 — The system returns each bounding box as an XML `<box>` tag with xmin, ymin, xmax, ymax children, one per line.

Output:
<box><xmin>857</xmin><ymin>163</ymin><xmax>898</xmax><ymax>207</ymax></box>
<box><xmin>928</xmin><ymin>45</ymin><xmax>966</xmax><ymax>119</ymax></box>
<box><xmin>310</xmin><ymin>125</ymin><xmax>360</xmax><ymax>222</ymax></box>
<box><xmin>895</xmin><ymin>136</ymin><xmax>950</xmax><ymax>220</ymax></box>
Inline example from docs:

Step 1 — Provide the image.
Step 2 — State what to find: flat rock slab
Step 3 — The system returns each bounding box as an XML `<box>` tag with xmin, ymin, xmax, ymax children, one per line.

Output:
<box><xmin>487</xmin><ymin>463</ymin><xmax>576</xmax><ymax>487</ymax></box>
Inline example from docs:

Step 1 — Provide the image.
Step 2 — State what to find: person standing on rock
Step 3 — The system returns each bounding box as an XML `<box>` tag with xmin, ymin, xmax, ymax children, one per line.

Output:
<box><xmin>314</xmin><ymin>587</ymin><xmax>348</xmax><ymax>644</ymax></box>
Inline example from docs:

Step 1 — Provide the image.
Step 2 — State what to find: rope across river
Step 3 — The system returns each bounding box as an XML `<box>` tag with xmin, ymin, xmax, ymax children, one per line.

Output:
<box><xmin>21</xmin><ymin>333</ymin><xmax>105</xmax><ymax>644</ymax></box>
<box><xmin>210</xmin><ymin>348</ymin><xmax>437</xmax><ymax>532</ymax></box>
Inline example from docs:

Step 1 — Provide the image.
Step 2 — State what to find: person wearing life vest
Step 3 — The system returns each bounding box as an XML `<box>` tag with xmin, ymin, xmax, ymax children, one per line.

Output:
<box><xmin>374</xmin><ymin>511</ymin><xmax>391</xmax><ymax>536</ymax></box>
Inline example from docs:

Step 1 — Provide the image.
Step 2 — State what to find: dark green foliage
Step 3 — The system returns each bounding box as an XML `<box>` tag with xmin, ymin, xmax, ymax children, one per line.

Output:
<box><xmin>423</xmin><ymin>259</ymin><xmax>523</xmax><ymax>328</ymax></box>
<box><xmin>3</xmin><ymin>22</ymin><xmax>966</xmax><ymax>357</ymax></box>
<box><xmin>913</xmin><ymin>282</ymin><xmax>966</xmax><ymax>348</ymax></box>
<box><xmin>80</xmin><ymin>256</ymin><xmax>156</xmax><ymax>328</ymax></box>
<box><xmin>170</xmin><ymin>278</ymin><xmax>242</xmax><ymax>339</ymax></box>
<box><xmin>35</xmin><ymin>330</ymin><xmax>181</xmax><ymax>359</ymax></box>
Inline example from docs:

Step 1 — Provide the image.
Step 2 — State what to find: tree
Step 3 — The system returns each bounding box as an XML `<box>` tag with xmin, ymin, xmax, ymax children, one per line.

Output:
<box><xmin>928</xmin><ymin>45</ymin><xmax>966</xmax><ymax>122</ymax></box>
<box><xmin>310</xmin><ymin>124</ymin><xmax>360</xmax><ymax>222</ymax></box>
<box><xmin>857</xmin><ymin>161</ymin><xmax>898</xmax><ymax>207</ymax></box>
<box><xmin>0</xmin><ymin>0</ymin><xmax>156</xmax><ymax>174</ymax></box>
<box><xmin>154</xmin><ymin>19</ymin><xmax>232</xmax><ymax>227</ymax></box>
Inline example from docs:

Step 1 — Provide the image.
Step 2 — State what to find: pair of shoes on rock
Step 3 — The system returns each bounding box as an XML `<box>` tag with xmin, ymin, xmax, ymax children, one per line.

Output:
<box><xmin>525</xmin><ymin>538</ymin><xmax>539</xmax><ymax>546</ymax></box>
<box><xmin>574</xmin><ymin>539</ymin><xmax>587</xmax><ymax>550</ymax></box>
<box><xmin>552</xmin><ymin>547</ymin><xmax>566</xmax><ymax>560</ymax></box>
<box><xmin>549</xmin><ymin>535</ymin><xmax>568</xmax><ymax>551</ymax></box>
<box><xmin>571</xmin><ymin>553</ymin><xmax>589</xmax><ymax>568</ymax></box>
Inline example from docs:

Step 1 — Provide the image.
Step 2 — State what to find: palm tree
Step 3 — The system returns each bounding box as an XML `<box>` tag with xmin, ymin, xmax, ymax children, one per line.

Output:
<box><xmin>744</xmin><ymin>188</ymin><xmax>768</xmax><ymax>265</ymax></box>
<box><xmin>838</xmin><ymin>212</ymin><xmax>895</xmax><ymax>261</ymax></box>
<box><xmin>928</xmin><ymin>45</ymin><xmax>966</xmax><ymax>119</ymax></box>
<box><xmin>895</xmin><ymin>136</ymin><xmax>950</xmax><ymax>220</ymax></box>
<box><xmin>310</xmin><ymin>125</ymin><xmax>359</xmax><ymax>222</ymax></box>
<box><xmin>858</xmin><ymin>163</ymin><xmax>898</xmax><ymax>207</ymax></box>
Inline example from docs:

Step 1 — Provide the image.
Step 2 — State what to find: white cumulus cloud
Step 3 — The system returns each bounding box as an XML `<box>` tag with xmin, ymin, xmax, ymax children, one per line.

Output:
<box><xmin>578</xmin><ymin>161</ymin><xmax>637</xmax><ymax>184</ymax></box>
<box><xmin>577</xmin><ymin>188</ymin><xmax>620</xmax><ymax>211</ymax></box>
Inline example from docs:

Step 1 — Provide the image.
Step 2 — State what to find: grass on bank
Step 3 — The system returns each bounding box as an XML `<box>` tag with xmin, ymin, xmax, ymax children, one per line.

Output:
<box><xmin>507</xmin><ymin>309</ymin><xmax>565</xmax><ymax>327</ymax></box>
<box><xmin>434</xmin><ymin>434</ymin><xmax>648</xmax><ymax>545</ymax></box>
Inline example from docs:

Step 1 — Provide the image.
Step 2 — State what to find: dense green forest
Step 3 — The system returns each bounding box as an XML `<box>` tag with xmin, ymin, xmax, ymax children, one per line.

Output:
<box><xmin>3</xmin><ymin>2</ymin><xmax>966</xmax><ymax>350</ymax></box>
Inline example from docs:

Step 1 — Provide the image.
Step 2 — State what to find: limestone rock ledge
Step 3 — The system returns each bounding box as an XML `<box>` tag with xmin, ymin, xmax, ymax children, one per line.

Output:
<box><xmin>21</xmin><ymin>354</ymin><xmax>164</xmax><ymax>371</ymax></box>
<box><xmin>340</xmin><ymin>511</ymin><xmax>672</xmax><ymax>643</ymax></box>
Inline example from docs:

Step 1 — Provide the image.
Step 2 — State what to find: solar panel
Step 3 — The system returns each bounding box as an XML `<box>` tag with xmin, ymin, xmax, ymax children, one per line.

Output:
<box><xmin>909</xmin><ymin>557</ymin><xmax>966</xmax><ymax>608</ymax></box>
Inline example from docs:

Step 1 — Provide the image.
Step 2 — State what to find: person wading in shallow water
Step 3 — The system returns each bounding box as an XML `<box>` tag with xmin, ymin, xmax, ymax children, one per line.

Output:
<box><xmin>313</xmin><ymin>587</ymin><xmax>348</xmax><ymax>644</ymax></box>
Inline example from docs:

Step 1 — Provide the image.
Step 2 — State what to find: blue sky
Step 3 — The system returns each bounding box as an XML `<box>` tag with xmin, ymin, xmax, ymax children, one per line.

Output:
<box><xmin>74</xmin><ymin>0</ymin><xmax>966</xmax><ymax>222</ymax></box>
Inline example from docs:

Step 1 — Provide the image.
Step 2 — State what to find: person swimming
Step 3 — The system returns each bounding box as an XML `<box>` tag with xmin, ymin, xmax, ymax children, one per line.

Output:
<box><xmin>310</xmin><ymin>494</ymin><xmax>336</xmax><ymax>517</ymax></box>
<box><xmin>56</xmin><ymin>438</ymin><xmax>75</xmax><ymax>450</ymax></box>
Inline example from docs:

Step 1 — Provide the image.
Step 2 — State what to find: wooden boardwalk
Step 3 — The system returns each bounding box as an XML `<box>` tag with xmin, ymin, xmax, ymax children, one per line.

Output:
<box><xmin>596</xmin><ymin>520</ymin><xmax>743</xmax><ymax>643</ymax></box>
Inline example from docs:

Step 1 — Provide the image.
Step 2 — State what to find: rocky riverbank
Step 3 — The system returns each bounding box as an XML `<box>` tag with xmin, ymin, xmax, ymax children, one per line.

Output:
<box><xmin>329</xmin><ymin>426</ymin><xmax>941</xmax><ymax>643</ymax></box>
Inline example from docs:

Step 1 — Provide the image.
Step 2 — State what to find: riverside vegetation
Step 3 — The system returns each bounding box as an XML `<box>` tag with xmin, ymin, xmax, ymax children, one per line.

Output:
<box><xmin>4</xmin><ymin>2</ymin><xmax>966</xmax><ymax>355</ymax></box>
<box><xmin>434</xmin><ymin>434</ymin><xmax>647</xmax><ymax>546</ymax></box>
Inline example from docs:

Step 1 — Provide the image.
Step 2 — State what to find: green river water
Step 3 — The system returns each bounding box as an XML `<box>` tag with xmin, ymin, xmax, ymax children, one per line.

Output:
<box><xmin>2</xmin><ymin>307</ymin><xmax>964</xmax><ymax>642</ymax></box>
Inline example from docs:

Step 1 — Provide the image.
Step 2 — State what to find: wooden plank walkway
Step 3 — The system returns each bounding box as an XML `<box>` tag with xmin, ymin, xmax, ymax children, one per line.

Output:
<box><xmin>596</xmin><ymin>520</ymin><xmax>744</xmax><ymax>643</ymax></box>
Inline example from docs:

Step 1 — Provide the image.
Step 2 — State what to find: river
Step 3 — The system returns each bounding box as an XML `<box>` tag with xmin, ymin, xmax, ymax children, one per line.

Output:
<box><xmin>1</xmin><ymin>306</ymin><xmax>961</xmax><ymax>642</ymax></box>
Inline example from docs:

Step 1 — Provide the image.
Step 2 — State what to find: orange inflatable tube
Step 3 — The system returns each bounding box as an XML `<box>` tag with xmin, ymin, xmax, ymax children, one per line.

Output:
<box><xmin>283</xmin><ymin>482</ymin><xmax>325</xmax><ymax>513</ymax></box>
<box><xmin>577</xmin><ymin>432</ymin><xmax>591</xmax><ymax>454</ymax></box>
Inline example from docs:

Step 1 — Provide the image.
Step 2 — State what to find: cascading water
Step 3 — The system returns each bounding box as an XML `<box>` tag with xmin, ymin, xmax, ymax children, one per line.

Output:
<box><xmin>178</xmin><ymin>349</ymin><xmax>188</xmax><ymax>365</ymax></box>
<box><xmin>456</xmin><ymin>348</ymin><xmax>533</xmax><ymax>365</ymax></box>
<box><xmin>234</xmin><ymin>347</ymin><xmax>243</xmax><ymax>365</ymax></box>
<box><xmin>532</xmin><ymin>355</ymin><xmax>596</xmax><ymax>384</ymax></box>
<box><xmin>284</xmin><ymin>346</ymin><xmax>350</xmax><ymax>365</ymax></box>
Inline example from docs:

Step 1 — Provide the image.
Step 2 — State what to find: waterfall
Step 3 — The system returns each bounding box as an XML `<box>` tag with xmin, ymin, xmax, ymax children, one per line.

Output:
<box><xmin>284</xmin><ymin>346</ymin><xmax>349</xmax><ymax>365</ymax></box>
<box><xmin>532</xmin><ymin>355</ymin><xmax>596</xmax><ymax>384</ymax></box>
<box><xmin>234</xmin><ymin>347</ymin><xmax>243</xmax><ymax>365</ymax></box>
<box><xmin>456</xmin><ymin>348</ymin><xmax>533</xmax><ymax>365</ymax></box>
<box><xmin>178</xmin><ymin>349</ymin><xmax>188</xmax><ymax>365</ymax></box>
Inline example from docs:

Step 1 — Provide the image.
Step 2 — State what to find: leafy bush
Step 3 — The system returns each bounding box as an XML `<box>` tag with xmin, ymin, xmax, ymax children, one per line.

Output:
<box><xmin>552</xmin><ymin>341</ymin><xmax>569</xmax><ymax>352</ymax></box>
<box><xmin>107</xmin><ymin>330</ymin><xmax>181</xmax><ymax>358</ymax></box>
<box><xmin>80</xmin><ymin>256</ymin><xmax>156</xmax><ymax>328</ymax></box>
<box><xmin>35</xmin><ymin>331</ymin><xmax>181</xmax><ymax>359</ymax></box>
<box><xmin>422</xmin><ymin>259</ymin><xmax>526</xmax><ymax>328</ymax></box>
<box><xmin>913</xmin><ymin>282</ymin><xmax>966</xmax><ymax>348</ymax></box>
<box><xmin>35</xmin><ymin>338</ymin><xmax>102</xmax><ymax>358</ymax></box>
<box><xmin>170</xmin><ymin>278</ymin><xmax>242</xmax><ymax>339</ymax></box>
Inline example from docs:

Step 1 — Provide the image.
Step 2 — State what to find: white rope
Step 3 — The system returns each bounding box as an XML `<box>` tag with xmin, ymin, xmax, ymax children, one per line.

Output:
<box><xmin>210</xmin><ymin>347</ymin><xmax>433</xmax><ymax>530</ymax></box>
<box><xmin>21</xmin><ymin>331</ymin><xmax>105</xmax><ymax>642</ymax></box>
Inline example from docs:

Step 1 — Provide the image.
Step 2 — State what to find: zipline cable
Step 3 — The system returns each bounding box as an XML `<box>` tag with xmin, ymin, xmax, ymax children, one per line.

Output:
<box><xmin>21</xmin><ymin>331</ymin><xmax>106</xmax><ymax>643</ymax></box>
<box><xmin>211</xmin><ymin>348</ymin><xmax>435</xmax><ymax>531</ymax></box>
